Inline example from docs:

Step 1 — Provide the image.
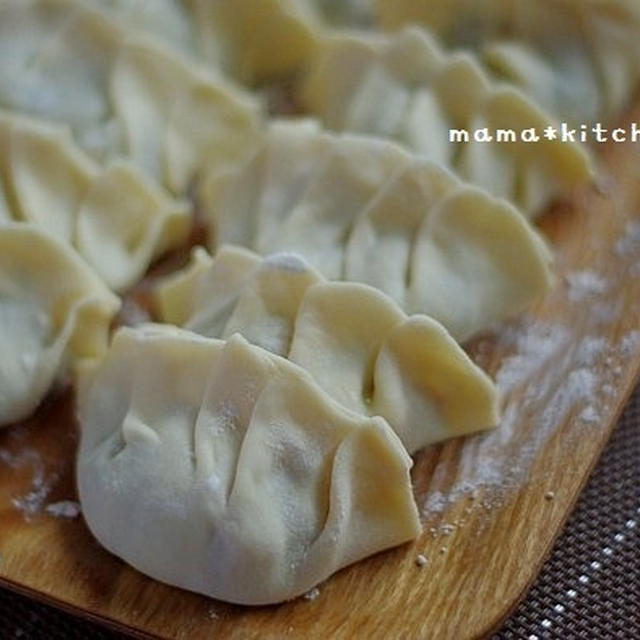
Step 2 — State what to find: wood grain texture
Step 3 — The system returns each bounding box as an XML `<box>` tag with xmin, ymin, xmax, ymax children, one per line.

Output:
<box><xmin>2</xmin><ymin>103</ymin><xmax>640</xmax><ymax>640</ymax></box>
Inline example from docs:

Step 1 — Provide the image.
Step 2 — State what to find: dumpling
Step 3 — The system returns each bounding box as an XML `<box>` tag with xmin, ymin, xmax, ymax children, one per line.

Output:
<box><xmin>155</xmin><ymin>246</ymin><xmax>499</xmax><ymax>453</ymax></box>
<box><xmin>0</xmin><ymin>111</ymin><xmax>190</xmax><ymax>291</ymax></box>
<box><xmin>87</xmin><ymin>0</ymin><xmax>373</xmax><ymax>83</ymax></box>
<box><xmin>199</xmin><ymin>119</ymin><xmax>336</xmax><ymax>253</ymax></box>
<box><xmin>300</xmin><ymin>27</ymin><xmax>593</xmax><ymax>216</ymax></box>
<box><xmin>157</xmin><ymin>247</ymin><xmax>317</xmax><ymax>354</ymax></box>
<box><xmin>0</xmin><ymin>0</ymin><xmax>262</xmax><ymax>194</ymax></box>
<box><xmin>183</xmin><ymin>0</ymin><xmax>322</xmax><ymax>83</ymax></box>
<box><xmin>0</xmin><ymin>223</ymin><xmax>120</xmax><ymax>426</ymax></box>
<box><xmin>77</xmin><ymin>324</ymin><xmax>421</xmax><ymax>605</ymax></box>
<box><xmin>376</xmin><ymin>0</ymin><xmax>640</xmax><ymax>126</ymax></box>
<box><xmin>201</xmin><ymin>120</ymin><xmax>554</xmax><ymax>341</ymax></box>
<box><xmin>111</xmin><ymin>36</ymin><xmax>260</xmax><ymax>194</ymax></box>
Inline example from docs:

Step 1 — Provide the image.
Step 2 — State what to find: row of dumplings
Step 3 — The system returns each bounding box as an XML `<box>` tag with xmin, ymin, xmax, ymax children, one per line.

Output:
<box><xmin>1</xmin><ymin>0</ymin><xmax>638</xmax><ymax>606</ymax></box>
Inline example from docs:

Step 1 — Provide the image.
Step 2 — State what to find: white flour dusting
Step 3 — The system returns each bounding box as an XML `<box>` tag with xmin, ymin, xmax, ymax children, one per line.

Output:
<box><xmin>422</xmin><ymin>321</ymin><xmax>639</xmax><ymax>517</ymax></box>
<box><xmin>565</xmin><ymin>271</ymin><xmax>608</xmax><ymax>302</ymax></box>
<box><xmin>0</xmin><ymin>446</ymin><xmax>58</xmax><ymax>521</ymax></box>
<box><xmin>45</xmin><ymin>501</ymin><xmax>81</xmax><ymax>519</ymax></box>
<box><xmin>619</xmin><ymin>331</ymin><xmax>640</xmax><ymax>356</ymax></box>
<box><xmin>589</xmin><ymin>299</ymin><xmax>623</xmax><ymax>326</ymax></box>
<box><xmin>579</xmin><ymin>406</ymin><xmax>600</xmax><ymax>424</ymax></box>
<box><xmin>616</xmin><ymin>220</ymin><xmax>640</xmax><ymax>278</ymax></box>
<box><xmin>0</xmin><ymin>447</ymin><xmax>40</xmax><ymax>471</ymax></box>
<box><xmin>539</xmin><ymin>367</ymin><xmax>598</xmax><ymax>430</ymax></box>
<box><xmin>303</xmin><ymin>587</ymin><xmax>321</xmax><ymax>601</ymax></box>
<box><xmin>263</xmin><ymin>252</ymin><xmax>310</xmax><ymax>273</ymax></box>
<box><xmin>576</xmin><ymin>336</ymin><xmax>608</xmax><ymax>367</ymax></box>
<box><xmin>11</xmin><ymin>466</ymin><xmax>55</xmax><ymax>521</ymax></box>
<box><xmin>615</xmin><ymin>220</ymin><xmax>640</xmax><ymax>256</ymax></box>
<box><xmin>421</xmin><ymin>244</ymin><xmax>640</xmax><ymax>518</ymax></box>
<box><xmin>495</xmin><ymin>324</ymin><xmax>571</xmax><ymax>395</ymax></box>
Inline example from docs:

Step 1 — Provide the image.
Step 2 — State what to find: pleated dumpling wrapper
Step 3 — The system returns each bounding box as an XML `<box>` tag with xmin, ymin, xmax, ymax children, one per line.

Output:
<box><xmin>156</xmin><ymin>246</ymin><xmax>499</xmax><ymax>454</ymax></box>
<box><xmin>300</xmin><ymin>26</ymin><xmax>593</xmax><ymax>217</ymax></box>
<box><xmin>84</xmin><ymin>0</ymin><xmax>372</xmax><ymax>83</ymax></box>
<box><xmin>184</xmin><ymin>0</ymin><xmax>379</xmax><ymax>81</ymax></box>
<box><xmin>0</xmin><ymin>111</ymin><xmax>190</xmax><ymax>291</ymax></box>
<box><xmin>77</xmin><ymin>324</ymin><xmax>421</xmax><ymax>605</ymax></box>
<box><xmin>0</xmin><ymin>0</ymin><xmax>261</xmax><ymax>195</ymax></box>
<box><xmin>376</xmin><ymin>0</ymin><xmax>640</xmax><ymax>127</ymax></box>
<box><xmin>179</xmin><ymin>0</ymin><xmax>322</xmax><ymax>83</ymax></box>
<box><xmin>202</xmin><ymin>120</ymin><xmax>554</xmax><ymax>342</ymax></box>
<box><xmin>0</xmin><ymin>223</ymin><xmax>120</xmax><ymax>426</ymax></box>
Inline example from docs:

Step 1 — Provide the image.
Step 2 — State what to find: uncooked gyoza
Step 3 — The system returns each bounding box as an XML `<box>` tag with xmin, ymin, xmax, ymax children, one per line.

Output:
<box><xmin>0</xmin><ymin>0</ymin><xmax>261</xmax><ymax>194</ymax></box>
<box><xmin>0</xmin><ymin>223</ymin><xmax>119</xmax><ymax>426</ymax></box>
<box><xmin>89</xmin><ymin>0</ymin><xmax>321</xmax><ymax>83</ymax></box>
<box><xmin>87</xmin><ymin>0</ymin><xmax>373</xmax><ymax>83</ymax></box>
<box><xmin>0</xmin><ymin>111</ymin><xmax>190</xmax><ymax>291</ymax></box>
<box><xmin>202</xmin><ymin>120</ymin><xmax>554</xmax><ymax>342</ymax></box>
<box><xmin>301</xmin><ymin>26</ymin><xmax>593</xmax><ymax>216</ymax></box>
<box><xmin>189</xmin><ymin>0</ymin><xmax>376</xmax><ymax>81</ymax></box>
<box><xmin>181</xmin><ymin>0</ymin><xmax>322</xmax><ymax>83</ymax></box>
<box><xmin>376</xmin><ymin>0</ymin><xmax>640</xmax><ymax>126</ymax></box>
<box><xmin>0</xmin><ymin>0</ymin><xmax>579</xmax><ymax>608</ymax></box>
<box><xmin>77</xmin><ymin>324</ymin><xmax>421</xmax><ymax>605</ymax></box>
<box><xmin>156</xmin><ymin>246</ymin><xmax>499</xmax><ymax>453</ymax></box>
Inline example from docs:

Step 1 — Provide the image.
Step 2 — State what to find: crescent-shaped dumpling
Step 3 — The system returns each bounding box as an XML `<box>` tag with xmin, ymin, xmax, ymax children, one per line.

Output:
<box><xmin>155</xmin><ymin>246</ymin><xmax>500</xmax><ymax>453</ymax></box>
<box><xmin>376</xmin><ymin>0</ymin><xmax>640</xmax><ymax>126</ymax></box>
<box><xmin>77</xmin><ymin>324</ymin><xmax>421</xmax><ymax>605</ymax></box>
<box><xmin>201</xmin><ymin>120</ymin><xmax>554</xmax><ymax>341</ymax></box>
<box><xmin>300</xmin><ymin>27</ymin><xmax>593</xmax><ymax>217</ymax></box>
<box><xmin>84</xmin><ymin>0</ymin><xmax>374</xmax><ymax>82</ymax></box>
<box><xmin>0</xmin><ymin>223</ymin><xmax>119</xmax><ymax>426</ymax></box>
<box><xmin>0</xmin><ymin>0</ymin><xmax>261</xmax><ymax>194</ymax></box>
<box><xmin>0</xmin><ymin>111</ymin><xmax>190</xmax><ymax>291</ymax></box>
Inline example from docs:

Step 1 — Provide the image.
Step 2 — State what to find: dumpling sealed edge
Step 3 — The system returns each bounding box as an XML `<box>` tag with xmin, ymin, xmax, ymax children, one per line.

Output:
<box><xmin>0</xmin><ymin>222</ymin><xmax>120</xmax><ymax>426</ymax></box>
<box><xmin>299</xmin><ymin>26</ymin><xmax>593</xmax><ymax>217</ymax></box>
<box><xmin>155</xmin><ymin>245</ymin><xmax>500</xmax><ymax>454</ymax></box>
<box><xmin>0</xmin><ymin>110</ymin><xmax>191</xmax><ymax>291</ymax></box>
<box><xmin>0</xmin><ymin>0</ymin><xmax>262</xmax><ymax>195</ymax></box>
<box><xmin>375</xmin><ymin>0</ymin><xmax>640</xmax><ymax>126</ymax></box>
<box><xmin>77</xmin><ymin>324</ymin><xmax>421</xmax><ymax>605</ymax></box>
<box><xmin>201</xmin><ymin>119</ymin><xmax>554</xmax><ymax>342</ymax></box>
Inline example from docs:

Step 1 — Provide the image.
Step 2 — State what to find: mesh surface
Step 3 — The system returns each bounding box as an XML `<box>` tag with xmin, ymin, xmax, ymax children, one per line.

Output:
<box><xmin>494</xmin><ymin>384</ymin><xmax>640</xmax><ymax>640</ymax></box>
<box><xmin>1</xmin><ymin>387</ymin><xmax>638</xmax><ymax>640</ymax></box>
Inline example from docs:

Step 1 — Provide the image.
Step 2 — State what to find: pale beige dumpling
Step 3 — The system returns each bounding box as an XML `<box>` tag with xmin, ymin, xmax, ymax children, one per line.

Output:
<box><xmin>0</xmin><ymin>223</ymin><xmax>119</xmax><ymax>426</ymax></box>
<box><xmin>87</xmin><ymin>0</ymin><xmax>374</xmax><ymax>83</ymax></box>
<box><xmin>156</xmin><ymin>246</ymin><xmax>500</xmax><ymax>453</ymax></box>
<box><xmin>0</xmin><ymin>0</ymin><xmax>262</xmax><ymax>194</ymax></box>
<box><xmin>77</xmin><ymin>324</ymin><xmax>421</xmax><ymax>605</ymax></box>
<box><xmin>0</xmin><ymin>111</ymin><xmax>190</xmax><ymax>291</ymax></box>
<box><xmin>201</xmin><ymin>120</ymin><xmax>554</xmax><ymax>342</ymax></box>
<box><xmin>300</xmin><ymin>27</ymin><xmax>593</xmax><ymax>217</ymax></box>
<box><xmin>184</xmin><ymin>0</ymin><xmax>322</xmax><ymax>82</ymax></box>
<box><xmin>376</xmin><ymin>0</ymin><xmax>640</xmax><ymax>126</ymax></box>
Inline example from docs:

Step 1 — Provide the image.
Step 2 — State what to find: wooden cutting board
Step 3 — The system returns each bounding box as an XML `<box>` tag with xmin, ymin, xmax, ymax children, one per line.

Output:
<box><xmin>2</xmin><ymin>103</ymin><xmax>640</xmax><ymax>640</ymax></box>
